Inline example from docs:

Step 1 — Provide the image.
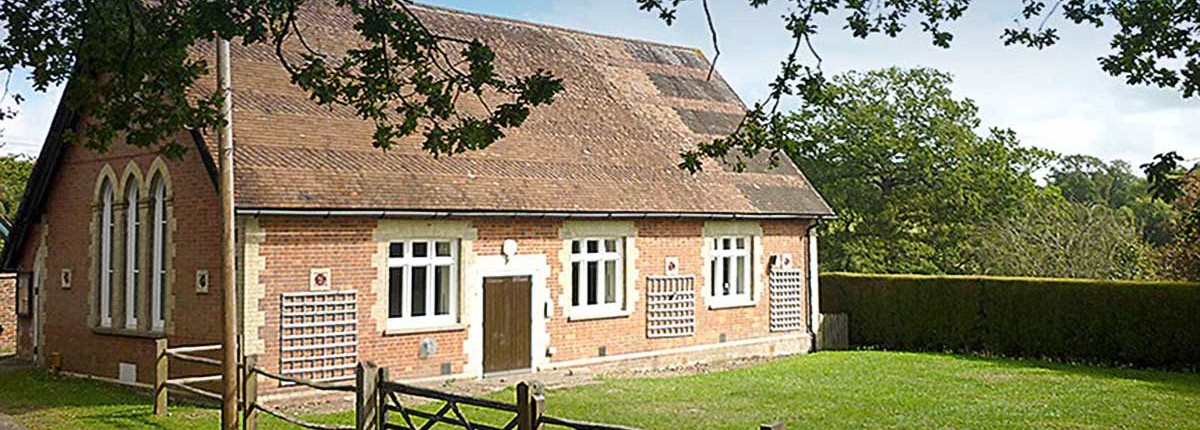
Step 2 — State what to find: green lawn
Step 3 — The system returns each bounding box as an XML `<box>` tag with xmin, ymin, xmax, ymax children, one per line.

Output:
<box><xmin>2</xmin><ymin>351</ymin><xmax>1199</xmax><ymax>429</ymax></box>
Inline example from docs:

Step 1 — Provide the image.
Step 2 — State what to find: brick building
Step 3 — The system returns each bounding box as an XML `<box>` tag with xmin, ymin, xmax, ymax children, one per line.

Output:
<box><xmin>1</xmin><ymin>1</ymin><xmax>832</xmax><ymax>392</ymax></box>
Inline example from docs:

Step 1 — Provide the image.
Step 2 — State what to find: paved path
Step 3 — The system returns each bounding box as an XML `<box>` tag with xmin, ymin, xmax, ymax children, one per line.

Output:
<box><xmin>0</xmin><ymin>413</ymin><xmax>29</xmax><ymax>430</ymax></box>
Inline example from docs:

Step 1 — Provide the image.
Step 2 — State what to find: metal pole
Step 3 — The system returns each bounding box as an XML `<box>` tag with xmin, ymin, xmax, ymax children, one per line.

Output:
<box><xmin>218</xmin><ymin>38</ymin><xmax>239</xmax><ymax>430</ymax></box>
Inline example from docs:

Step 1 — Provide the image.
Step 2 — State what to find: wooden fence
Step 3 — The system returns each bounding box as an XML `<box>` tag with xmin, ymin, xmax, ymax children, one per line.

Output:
<box><xmin>154</xmin><ymin>340</ymin><xmax>788</xmax><ymax>429</ymax></box>
<box><xmin>357</xmin><ymin>362</ymin><xmax>639</xmax><ymax>430</ymax></box>
<box><xmin>816</xmin><ymin>313</ymin><xmax>849</xmax><ymax>350</ymax></box>
<box><xmin>154</xmin><ymin>339</ymin><xmax>224</xmax><ymax>414</ymax></box>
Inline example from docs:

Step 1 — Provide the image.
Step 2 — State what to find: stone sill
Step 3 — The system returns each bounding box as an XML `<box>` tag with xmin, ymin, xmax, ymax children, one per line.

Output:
<box><xmin>384</xmin><ymin>323</ymin><xmax>467</xmax><ymax>337</ymax></box>
<box><xmin>706</xmin><ymin>300</ymin><xmax>757</xmax><ymax>310</ymax></box>
<box><xmin>566</xmin><ymin>309</ymin><xmax>631</xmax><ymax>322</ymax></box>
<box><xmin>92</xmin><ymin>327</ymin><xmax>165</xmax><ymax>339</ymax></box>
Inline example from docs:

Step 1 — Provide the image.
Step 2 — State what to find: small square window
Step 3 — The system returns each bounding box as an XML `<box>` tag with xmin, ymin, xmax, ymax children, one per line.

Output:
<box><xmin>389</xmin><ymin>243</ymin><xmax>405</xmax><ymax>258</ymax></box>
<box><xmin>604</xmin><ymin>239</ymin><xmax>617</xmax><ymax>252</ymax></box>
<box><xmin>412</xmin><ymin>242</ymin><xmax>428</xmax><ymax>258</ymax></box>
<box><xmin>586</xmin><ymin>240</ymin><xmax>599</xmax><ymax>253</ymax></box>
<box><xmin>435</xmin><ymin>241</ymin><xmax>452</xmax><ymax>257</ymax></box>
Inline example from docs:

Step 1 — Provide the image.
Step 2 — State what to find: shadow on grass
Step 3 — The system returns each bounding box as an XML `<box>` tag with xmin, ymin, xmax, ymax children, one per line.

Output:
<box><xmin>941</xmin><ymin>351</ymin><xmax>1200</xmax><ymax>397</ymax></box>
<box><xmin>72</xmin><ymin>410</ymin><xmax>176</xmax><ymax>430</ymax></box>
<box><xmin>0</xmin><ymin>369</ymin><xmax>162</xmax><ymax>413</ymax></box>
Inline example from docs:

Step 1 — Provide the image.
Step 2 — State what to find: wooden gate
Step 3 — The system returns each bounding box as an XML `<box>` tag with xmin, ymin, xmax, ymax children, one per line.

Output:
<box><xmin>483</xmin><ymin>276</ymin><xmax>531</xmax><ymax>374</ymax></box>
<box><xmin>358</xmin><ymin>363</ymin><xmax>640</xmax><ymax>430</ymax></box>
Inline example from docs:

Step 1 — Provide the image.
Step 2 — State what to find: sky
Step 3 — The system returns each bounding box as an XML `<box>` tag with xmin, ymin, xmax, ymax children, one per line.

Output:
<box><xmin>1</xmin><ymin>1</ymin><xmax>1196</xmax><ymax>168</ymax></box>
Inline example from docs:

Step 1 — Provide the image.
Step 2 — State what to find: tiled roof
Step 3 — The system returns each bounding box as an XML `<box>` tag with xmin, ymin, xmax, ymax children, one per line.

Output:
<box><xmin>205</xmin><ymin>1</ymin><xmax>833</xmax><ymax>217</ymax></box>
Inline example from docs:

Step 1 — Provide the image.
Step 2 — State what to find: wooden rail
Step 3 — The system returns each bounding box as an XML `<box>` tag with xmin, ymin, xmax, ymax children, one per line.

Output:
<box><xmin>364</xmin><ymin>363</ymin><xmax>638</xmax><ymax>430</ymax></box>
<box><xmin>539</xmin><ymin>415</ymin><xmax>643</xmax><ymax>430</ymax></box>
<box><xmin>242</xmin><ymin>354</ymin><xmax>355</xmax><ymax>430</ymax></box>
<box><xmin>154</xmin><ymin>339</ymin><xmax>225</xmax><ymax>416</ymax></box>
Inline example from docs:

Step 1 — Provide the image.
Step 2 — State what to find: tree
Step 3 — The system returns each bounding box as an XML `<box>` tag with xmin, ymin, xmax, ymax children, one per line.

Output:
<box><xmin>1</xmin><ymin>1</ymin><xmax>1198</xmax><ymax>168</ymax></box>
<box><xmin>1047</xmin><ymin>155</ymin><xmax>1144</xmax><ymax>210</ymax></box>
<box><xmin>786</xmin><ymin>67</ymin><xmax>1051</xmax><ymax>274</ymax></box>
<box><xmin>0</xmin><ymin>0</ymin><xmax>563</xmax><ymax>158</ymax></box>
<box><xmin>0</xmin><ymin>152</ymin><xmax>32</xmax><ymax>221</ymax></box>
<box><xmin>1046</xmin><ymin>154</ymin><xmax>1176</xmax><ymax>247</ymax></box>
<box><xmin>970</xmin><ymin>198</ymin><xmax>1153</xmax><ymax>280</ymax></box>
<box><xmin>1142</xmin><ymin>152</ymin><xmax>1200</xmax><ymax>281</ymax></box>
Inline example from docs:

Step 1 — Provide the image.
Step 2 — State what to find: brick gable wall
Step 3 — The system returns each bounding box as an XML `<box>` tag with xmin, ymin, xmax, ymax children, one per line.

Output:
<box><xmin>13</xmin><ymin>132</ymin><xmax>223</xmax><ymax>384</ymax></box>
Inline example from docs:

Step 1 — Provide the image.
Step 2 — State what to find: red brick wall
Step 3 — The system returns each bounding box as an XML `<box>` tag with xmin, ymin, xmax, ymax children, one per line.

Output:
<box><xmin>13</xmin><ymin>132</ymin><xmax>223</xmax><ymax>383</ymax></box>
<box><xmin>0</xmin><ymin>275</ymin><xmax>14</xmax><ymax>352</ymax></box>
<box><xmin>249</xmin><ymin>216</ymin><xmax>812</xmax><ymax>383</ymax></box>
<box><xmin>250</xmin><ymin>216</ymin><xmax>471</xmax><ymax>382</ymax></box>
<box><xmin>16</xmin><ymin>140</ymin><xmax>812</xmax><ymax>386</ymax></box>
<box><xmin>546</xmin><ymin>219</ymin><xmax>810</xmax><ymax>361</ymax></box>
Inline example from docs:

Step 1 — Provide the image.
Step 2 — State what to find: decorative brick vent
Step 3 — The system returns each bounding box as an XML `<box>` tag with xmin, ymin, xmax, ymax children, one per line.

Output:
<box><xmin>279</xmin><ymin>290</ymin><xmax>358</xmax><ymax>384</ymax></box>
<box><xmin>645</xmin><ymin>276</ymin><xmax>696</xmax><ymax>339</ymax></box>
<box><xmin>769</xmin><ymin>269</ymin><xmax>806</xmax><ymax>332</ymax></box>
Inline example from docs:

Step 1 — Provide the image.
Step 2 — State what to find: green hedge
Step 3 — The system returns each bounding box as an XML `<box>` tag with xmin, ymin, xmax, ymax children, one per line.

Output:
<box><xmin>820</xmin><ymin>273</ymin><xmax>1200</xmax><ymax>368</ymax></box>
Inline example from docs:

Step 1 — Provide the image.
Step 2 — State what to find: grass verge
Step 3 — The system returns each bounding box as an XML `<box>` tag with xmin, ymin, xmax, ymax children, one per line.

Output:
<box><xmin>2</xmin><ymin>351</ymin><xmax>1198</xmax><ymax>429</ymax></box>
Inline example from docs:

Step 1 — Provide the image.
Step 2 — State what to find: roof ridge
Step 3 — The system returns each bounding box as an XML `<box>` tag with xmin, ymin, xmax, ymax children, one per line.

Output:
<box><xmin>409</xmin><ymin>1</ymin><xmax>709</xmax><ymax>55</ymax></box>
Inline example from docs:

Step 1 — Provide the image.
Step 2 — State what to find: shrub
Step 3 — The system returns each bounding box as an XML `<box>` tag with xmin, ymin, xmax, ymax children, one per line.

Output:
<box><xmin>821</xmin><ymin>273</ymin><xmax>1200</xmax><ymax>368</ymax></box>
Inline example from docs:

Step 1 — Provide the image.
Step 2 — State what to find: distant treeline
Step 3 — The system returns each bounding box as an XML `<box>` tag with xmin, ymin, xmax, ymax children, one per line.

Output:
<box><xmin>788</xmin><ymin>67</ymin><xmax>1199</xmax><ymax>281</ymax></box>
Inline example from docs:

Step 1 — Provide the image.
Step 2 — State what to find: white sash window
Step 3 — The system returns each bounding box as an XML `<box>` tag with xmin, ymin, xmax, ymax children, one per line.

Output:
<box><xmin>387</xmin><ymin>240</ymin><xmax>458</xmax><ymax>329</ymax></box>
<box><xmin>569</xmin><ymin>238</ymin><xmax>623</xmax><ymax>317</ymax></box>
<box><xmin>150</xmin><ymin>177</ymin><xmax>167</xmax><ymax>331</ymax></box>
<box><xmin>709</xmin><ymin>236</ymin><xmax>752</xmax><ymax>307</ymax></box>
<box><xmin>124</xmin><ymin>181</ymin><xmax>140</xmax><ymax>329</ymax></box>
<box><xmin>99</xmin><ymin>180</ymin><xmax>114</xmax><ymax>328</ymax></box>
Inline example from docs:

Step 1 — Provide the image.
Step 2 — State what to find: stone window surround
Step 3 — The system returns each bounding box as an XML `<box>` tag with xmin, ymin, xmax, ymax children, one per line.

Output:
<box><xmin>557</xmin><ymin>221</ymin><xmax>639</xmax><ymax>321</ymax></box>
<box><xmin>89</xmin><ymin>159</ymin><xmax>175</xmax><ymax>337</ymax></box>
<box><xmin>371</xmin><ymin>219</ymin><xmax>477</xmax><ymax>336</ymax></box>
<box><xmin>567</xmin><ymin>237</ymin><xmax>625</xmax><ymax>317</ymax></box>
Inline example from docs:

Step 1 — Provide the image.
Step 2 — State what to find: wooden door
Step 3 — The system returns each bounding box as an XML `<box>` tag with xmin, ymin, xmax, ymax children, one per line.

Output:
<box><xmin>483</xmin><ymin>276</ymin><xmax>532</xmax><ymax>374</ymax></box>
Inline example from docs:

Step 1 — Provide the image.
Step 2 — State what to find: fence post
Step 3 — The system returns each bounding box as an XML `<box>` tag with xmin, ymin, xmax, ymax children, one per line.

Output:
<box><xmin>516</xmin><ymin>381</ymin><xmax>545</xmax><ymax>430</ymax></box>
<box><xmin>531</xmin><ymin>381</ymin><xmax>545</xmax><ymax>430</ymax></box>
<box><xmin>376</xmin><ymin>367</ymin><xmax>389</xmax><ymax>430</ymax></box>
<box><xmin>760</xmin><ymin>422</ymin><xmax>786</xmax><ymax>430</ymax></box>
<box><xmin>154</xmin><ymin>338</ymin><xmax>168</xmax><ymax>416</ymax></box>
<box><xmin>355</xmin><ymin>361</ymin><xmax>379</xmax><ymax>430</ymax></box>
<box><xmin>242</xmin><ymin>354</ymin><xmax>258</xmax><ymax>430</ymax></box>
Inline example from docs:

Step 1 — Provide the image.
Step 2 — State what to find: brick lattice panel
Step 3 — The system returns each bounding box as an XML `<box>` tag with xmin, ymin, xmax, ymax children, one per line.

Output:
<box><xmin>769</xmin><ymin>269</ymin><xmax>806</xmax><ymax>332</ymax></box>
<box><xmin>280</xmin><ymin>290</ymin><xmax>358</xmax><ymax>384</ymax></box>
<box><xmin>645</xmin><ymin>276</ymin><xmax>696</xmax><ymax>338</ymax></box>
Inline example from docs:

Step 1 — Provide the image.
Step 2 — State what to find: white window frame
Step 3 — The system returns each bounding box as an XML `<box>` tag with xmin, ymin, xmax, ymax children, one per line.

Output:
<box><xmin>386</xmin><ymin>239</ymin><xmax>458</xmax><ymax>330</ymax></box>
<box><xmin>708</xmin><ymin>236</ymin><xmax>753</xmax><ymax>308</ymax></box>
<box><xmin>568</xmin><ymin>238</ymin><xmax>624</xmax><ymax>318</ymax></box>
<box><xmin>150</xmin><ymin>178</ymin><xmax>167</xmax><ymax>331</ymax></box>
<box><xmin>99</xmin><ymin>181</ymin><xmax>114</xmax><ymax>328</ymax></box>
<box><xmin>124</xmin><ymin>181</ymin><xmax>140</xmax><ymax>329</ymax></box>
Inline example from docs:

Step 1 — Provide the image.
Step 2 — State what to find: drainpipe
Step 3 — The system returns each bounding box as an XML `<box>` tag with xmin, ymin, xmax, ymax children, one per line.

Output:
<box><xmin>805</xmin><ymin>219</ymin><xmax>822</xmax><ymax>352</ymax></box>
